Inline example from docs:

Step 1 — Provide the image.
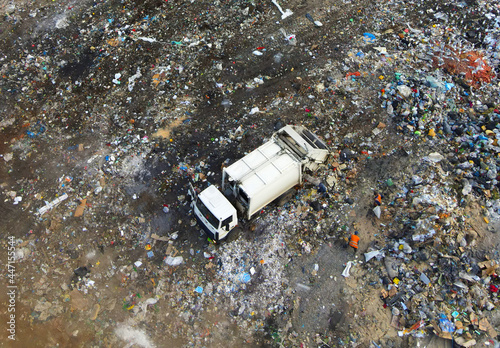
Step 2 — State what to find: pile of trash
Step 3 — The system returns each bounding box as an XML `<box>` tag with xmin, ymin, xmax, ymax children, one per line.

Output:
<box><xmin>3</xmin><ymin>0</ymin><xmax>500</xmax><ymax>346</ymax></box>
<box><xmin>357</xmin><ymin>154</ymin><xmax>499</xmax><ymax>346</ymax></box>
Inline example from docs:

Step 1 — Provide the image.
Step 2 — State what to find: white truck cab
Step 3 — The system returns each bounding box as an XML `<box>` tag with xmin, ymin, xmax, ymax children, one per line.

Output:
<box><xmin>191</xmin><ymin>184</ymin><xmax>237</xmax><ymax>241</ymax></box>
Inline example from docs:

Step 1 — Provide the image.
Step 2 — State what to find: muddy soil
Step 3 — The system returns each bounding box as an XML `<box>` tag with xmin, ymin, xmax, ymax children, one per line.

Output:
<box><xmin>1</xmin><ymin>0</ymin><xmax>500</xmax><ymax>347</ymax></box>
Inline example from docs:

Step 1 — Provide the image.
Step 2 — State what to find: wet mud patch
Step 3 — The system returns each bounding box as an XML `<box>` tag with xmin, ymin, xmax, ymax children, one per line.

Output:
<box><xmin>59</xmin><ymin>52</ymin><xmax>96</xmax><ymax>83</ymax></box>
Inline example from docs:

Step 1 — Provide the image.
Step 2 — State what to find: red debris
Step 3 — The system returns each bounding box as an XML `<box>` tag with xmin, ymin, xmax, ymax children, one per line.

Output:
<box><xmin>346</xmin><ymin>71</ymin><xmax>361</xmax><ymax>79</ymax></box>
<box><xmin>433</xmin><ymin>47</ymin><xmax>495</xmax><ymax>88</ymax></box>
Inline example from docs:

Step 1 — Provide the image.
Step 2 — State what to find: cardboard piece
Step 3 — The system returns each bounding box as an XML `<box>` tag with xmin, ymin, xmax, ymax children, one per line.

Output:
<box><xmin>470</xmin><ymin>313</ymin><xmax>478</xmax><ymax>326</ymax></box>
<box><xmin>455</xmin><ymin>337</ymin><xmax>477</xmax><ymax>348</ymax></box>
<box><xmin>74</xmin><ymin>199</ymin><xmax>87</xmax><ymax>217</ymax></box>
<box><xmin>482</xmin><ymin>264</ymin><xmax>499</xmax><ymax>277</ymax></box>
<box><xmin>380</xmin><ymin>288</ymin><xmax>389</xmax><ymax>299</ymax></box>
<box><xmin>151</xmin><ymin>233</ymin><xmax>169</xmax><ymax>242</ymax></box>
<box><xmin>431</xmin><ymin>320</ymin><xmax>452</xmax><ymax>340</ymax></box>
<box><xmin>479</xmin><ymin>318</ymin><xmax>498</xmax><ymax>338</ymax></box>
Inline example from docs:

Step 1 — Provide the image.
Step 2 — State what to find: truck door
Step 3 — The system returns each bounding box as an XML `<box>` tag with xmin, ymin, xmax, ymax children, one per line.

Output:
<box><xmin>238</xmin><ymin>187</ymin><xmax>249</xmax><ymax>206</ymax></box>
<box><xmin>221</xmin><ymin>216</ymin><xmax>233</xmax><ymax>231</ymax></box>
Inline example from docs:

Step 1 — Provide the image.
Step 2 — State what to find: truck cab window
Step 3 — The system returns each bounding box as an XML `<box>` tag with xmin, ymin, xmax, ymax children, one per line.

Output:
<box><xmin>221</xmin><ymin>216</ymin><xmax>233</xmax><ymax>230</ymax></box>
<box><xmin>196</xmin><ymin>199</ymin><xmax>220</xmax><ymax>228</ymax></box>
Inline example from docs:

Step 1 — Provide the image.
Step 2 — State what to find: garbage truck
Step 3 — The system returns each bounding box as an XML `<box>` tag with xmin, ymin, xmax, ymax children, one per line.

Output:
<box><xmin>190</xmin><ymin>125</ymin><xmax>330</xmax><ymax>242</ymax></box>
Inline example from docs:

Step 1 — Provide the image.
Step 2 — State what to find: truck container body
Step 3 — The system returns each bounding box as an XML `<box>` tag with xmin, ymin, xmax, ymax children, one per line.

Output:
<box><xmin>222</xmin><ymin>141</ymin><xmax>302</xmax><ymax>219</ymax></box>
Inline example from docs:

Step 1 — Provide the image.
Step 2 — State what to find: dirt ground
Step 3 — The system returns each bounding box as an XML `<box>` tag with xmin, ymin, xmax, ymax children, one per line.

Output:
<box><xmin>1</xmin><ymin>0</ymin><xmax>500</xmax><ymax>347</ymax></box>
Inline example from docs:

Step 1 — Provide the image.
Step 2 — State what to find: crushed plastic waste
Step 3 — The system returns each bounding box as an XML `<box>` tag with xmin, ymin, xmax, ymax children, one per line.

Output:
<box><xmin>2</xmin><ymin>0</ymin><xmax>500</xmax><ymax>346</ymax></box>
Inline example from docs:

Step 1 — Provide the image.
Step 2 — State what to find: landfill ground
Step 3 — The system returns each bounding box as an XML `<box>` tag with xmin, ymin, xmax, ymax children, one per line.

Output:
<box><xmin>1</xmin><ymin>0</ymin><xmax>500</xmax><ymax>347</ymax></box>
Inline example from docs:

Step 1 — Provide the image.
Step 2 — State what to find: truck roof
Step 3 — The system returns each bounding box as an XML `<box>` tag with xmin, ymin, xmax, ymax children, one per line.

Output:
<box><xmin>224</xmin><ymin>141</ymin><xmax>300</xmax><ymax>198</ymax></box>
<box><xmin>225</xmin><ymin>140</ymin><xmax>282</xmax><ymax>179</ymax></box>
<box><xmin>199</xmin><ymin>184</ymin><xmax>236</xmax><ymax>220</ymax></box>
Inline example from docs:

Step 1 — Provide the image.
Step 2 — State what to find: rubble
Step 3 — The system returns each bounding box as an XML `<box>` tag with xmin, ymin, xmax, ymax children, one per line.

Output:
<box><xmin>1</xmin><ymin>0</ymin><xmax>500</xmax><ymax>346</ymax></box>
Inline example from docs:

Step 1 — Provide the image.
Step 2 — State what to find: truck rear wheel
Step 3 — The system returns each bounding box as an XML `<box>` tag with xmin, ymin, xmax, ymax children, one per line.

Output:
<box><xmin>276</xmin><ymin>188</ymin><xmax>295</xmax><ymax>206</ymax></box>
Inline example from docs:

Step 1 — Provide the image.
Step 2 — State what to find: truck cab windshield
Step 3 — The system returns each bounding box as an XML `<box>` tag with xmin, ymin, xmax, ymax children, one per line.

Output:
<box><xmin>195</xmin><ymin>198</ymin><xmax>220</xmax><ymax>229</ymax></box>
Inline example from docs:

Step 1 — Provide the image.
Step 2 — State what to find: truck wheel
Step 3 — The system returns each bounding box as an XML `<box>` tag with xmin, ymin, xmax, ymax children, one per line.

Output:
<box><xmin>224</xmin><ymin>225</ymin><xmax>244</xmax><ymax>243</ymax></box>
<box><xmin>276</xmin><ymin>189</ymin><xmax>295</xmax><ymax>206</ymax></box>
